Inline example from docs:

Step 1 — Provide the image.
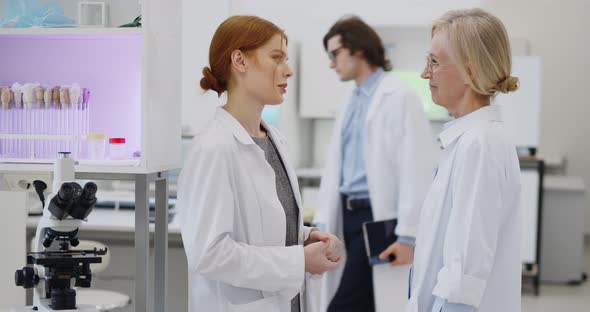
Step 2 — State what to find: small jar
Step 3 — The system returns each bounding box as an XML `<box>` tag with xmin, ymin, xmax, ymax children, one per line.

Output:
<box><xmin>87</xmin><ymin>133</ymin><xmax>106</xmax><ymax>160</ymax></box>
<box><xmin>108</xmin><ymin>137</ymin><xmax>127</xmax><ymax>160</ymax></box>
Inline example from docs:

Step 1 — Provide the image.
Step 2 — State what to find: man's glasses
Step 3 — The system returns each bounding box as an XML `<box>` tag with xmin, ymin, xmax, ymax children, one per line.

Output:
<box><xmin>327</xmin><ymin>47</ymin><xmax>344</xmax><ymax>62</ymax></box>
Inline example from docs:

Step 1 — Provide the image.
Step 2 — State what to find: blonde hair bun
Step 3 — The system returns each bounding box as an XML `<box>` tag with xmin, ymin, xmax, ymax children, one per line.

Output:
<box><xmin>496</xmin><ymin>76</ymin><xmax>519</xmax><ymax>93</ymax></box>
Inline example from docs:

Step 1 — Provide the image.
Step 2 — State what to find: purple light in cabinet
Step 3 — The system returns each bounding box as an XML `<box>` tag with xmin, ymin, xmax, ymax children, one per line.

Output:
<box><xmin>0</xmin><ymin>33</ymin><xmax>142</xmax><ymax>158</ymax></box>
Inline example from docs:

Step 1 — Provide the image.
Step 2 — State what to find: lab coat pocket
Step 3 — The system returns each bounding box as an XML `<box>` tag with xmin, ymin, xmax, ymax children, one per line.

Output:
<box><xmin>373</xmin><ymin>264</ymin><xmax>411</xmax><ymax>312</ymax></box>
<box><xmin>227</xmin><ymin>295</ymin><xmax>280</xmax><ymax>312</ymax></box>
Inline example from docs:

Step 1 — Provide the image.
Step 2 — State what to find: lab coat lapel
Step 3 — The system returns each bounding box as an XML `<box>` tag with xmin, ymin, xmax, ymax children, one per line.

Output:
<box><xmin>242</xmin><ymin>143</ymin><xmax>286</xmax><ymax>245</ymax></box>
<box><xmin>264</xmin><ymin>121</ymin><xmax>303</xmax><ymax>224</ymax></box>
<box><xmin>365</xmin><ymin>74</ymin><xmax>399</xmax><ymax>124</ymax></box>
<box><xmin>217</xmin><ymin>108</ymin><xmax>285</xmax><ymax>245</ymax></box>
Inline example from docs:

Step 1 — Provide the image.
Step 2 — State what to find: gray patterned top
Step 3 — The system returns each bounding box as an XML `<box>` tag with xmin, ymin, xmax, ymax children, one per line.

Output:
<box><xmin>252</xmin><ymin>134</ymin><xmax>301</xmax><ymax>312</ymax></box>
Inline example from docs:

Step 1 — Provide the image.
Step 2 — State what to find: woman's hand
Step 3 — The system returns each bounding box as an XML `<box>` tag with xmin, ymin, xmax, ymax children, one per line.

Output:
<box><xmin>304</xmin><ymin>241</ymin><xmax>343</xmax><ymax>274</ymax></box>
<box><xmin>305</xmin><ymin>230</ymin><xmax>343</xmax><ymax>262</ymax></box>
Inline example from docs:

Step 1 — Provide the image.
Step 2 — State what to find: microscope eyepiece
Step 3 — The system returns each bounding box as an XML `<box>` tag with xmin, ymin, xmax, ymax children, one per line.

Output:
<box><xmin>69</xmin><ymin>182</ymin><xmax>98</xmax><ymax>220</ymax></box>
<box><xmin>57</xmin><ymin>182</ymin><xmax>82</xmax><ymax>202</ymax></box>
<box><xmin>82</xmin><ymin>182</ymin><xmax>97</xmax><ymax>199</ymax></box>
<box><xmin>48</xmin><ymin>182</ymin><xmax>82</xmax><ymax>220</ymax></box>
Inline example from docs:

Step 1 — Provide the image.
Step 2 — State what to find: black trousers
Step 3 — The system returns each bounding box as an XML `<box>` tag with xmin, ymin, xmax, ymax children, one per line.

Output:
<box><xmin>327</xmin><ymin>196</ymin><xmax>375</xmax><ymax>312</ymax></box>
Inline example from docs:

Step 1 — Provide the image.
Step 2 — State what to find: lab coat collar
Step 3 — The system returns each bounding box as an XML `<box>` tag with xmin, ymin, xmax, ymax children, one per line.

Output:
<box><xmin>365</xmin><ymin>73</ymin><xmax>405</xmax><ymax>123</ymax></box>
<box><xmin>215</xmin><ymin>106</ymin><xmax>275</xmax><ymax>145</ymax></box>
<box><xmin>438</xmin><ymin>105</ymin><xmax>502</xmax><ymax>149</ymax></box>
<box><xmin>357</xmin><ymin>68</ymin><xmax>384</xmax><ymax>97</ymax></box>
<box><xmin>215</xmin><ymin>107</ymin><xmax>301</xmax><ymax>211</ymax></box>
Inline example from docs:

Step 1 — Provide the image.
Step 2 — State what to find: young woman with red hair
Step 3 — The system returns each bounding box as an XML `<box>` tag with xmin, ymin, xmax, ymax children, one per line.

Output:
<box><xmin>177</xmin><ymin>16</ymin><xmax>343</xmax><ymax>312</ymax></box>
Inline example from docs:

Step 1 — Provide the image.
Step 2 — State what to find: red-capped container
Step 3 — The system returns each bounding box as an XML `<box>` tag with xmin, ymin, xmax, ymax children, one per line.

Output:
<box><xmin>108</xmin><ymin>137</ymin><xmax>127</xmax><ymax>160</ymax></box>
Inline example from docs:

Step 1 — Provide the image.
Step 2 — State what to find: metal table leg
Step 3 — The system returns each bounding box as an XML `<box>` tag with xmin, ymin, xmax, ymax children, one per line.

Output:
<box><xmin>135</xmin><ymin>174</ymin><xmax>149</xmax><ymax>312</ymax></box>
<box><xmin>154</xmin><ymin>175</ymin><xmax>169</xmax><ymax>311</ymax></box>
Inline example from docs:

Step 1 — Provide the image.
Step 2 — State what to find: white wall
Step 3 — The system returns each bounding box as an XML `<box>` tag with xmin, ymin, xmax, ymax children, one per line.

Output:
<box><xmin>230</xmin><ymin>0</ymin><xmax>483</xmax><ymax>37</ymax></box>
<box><xmin>481</xmin><ymin>0</ymin><xmax>590</xmax><ymax>233</ymax></box>
<box><xmin>181</xmin><ymin>0</ymin><xmax>229</xmax><ymax>135</ymax></box>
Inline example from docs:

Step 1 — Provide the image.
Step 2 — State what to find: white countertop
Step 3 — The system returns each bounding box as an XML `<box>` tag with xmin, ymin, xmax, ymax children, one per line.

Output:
<box><xmin>0</xmin><ymin>162</ymin><xmax>178</xmax><ymax>175</ymax></box>
<box><xmin>26</xmin><ymin>208</ymin><xmax>181</xmax><ymax>234</ymax></box>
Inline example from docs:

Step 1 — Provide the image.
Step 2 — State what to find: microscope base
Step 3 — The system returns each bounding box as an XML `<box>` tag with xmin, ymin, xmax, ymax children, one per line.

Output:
<box><xmin>9</xmin><ymin>304</ymin><xmax>99</xmax><ymax>312</ymax></box>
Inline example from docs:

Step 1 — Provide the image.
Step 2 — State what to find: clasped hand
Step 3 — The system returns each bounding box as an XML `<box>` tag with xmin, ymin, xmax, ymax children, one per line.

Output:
<box><xmin>303</xmin><ymin>230</ymin><xmax>344</xmax><ymax>274</ymax></box>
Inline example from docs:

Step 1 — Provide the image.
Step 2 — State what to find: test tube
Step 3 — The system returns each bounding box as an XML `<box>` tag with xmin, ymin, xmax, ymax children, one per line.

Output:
<box><xmin>83</xmin><ymin>88</ymin><xmax>91</xmax><ymax>141</ymax></box>
<box><xmin>43</xmin><ymin>87</ymin><xmax>52</xmax><ymax>158</ymax></box>
<box><xmin>52</xmin><ymin>87</ymin><xmax>60</xmax><ymax>156</ymax></box>
<box><xmin>33</xmin><ymin>85</ymin><xmax>43</xmax><ymax>158</ymax></box>
<box><xmin>0</xmin><ymin>87</ymin><xmax>10</xmax><ymax>157</ymax></box>
<box><xmin>22</xmin><ymin>84</ymin><xmax>34</xmax><ymax>158</ymax></box>
<box><xmin>68</xmin><ymin>84</ymin><xmax>79</xmax><ymax>157</ymax></box>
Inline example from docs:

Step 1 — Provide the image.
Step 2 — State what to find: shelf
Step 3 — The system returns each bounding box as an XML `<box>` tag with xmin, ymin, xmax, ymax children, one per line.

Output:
<box><xmin>0</xmin><ymin>27</ymin><xmax>141</xmax><ymax>36</ymax></box>
<box><xmin>0</xmin><ymin>158</ymin><xmax>140</xmax><ymax>165</ymax></box>
<box><xmin>0</xmin><ymin>162</ymin><xmax>177</xmax><ymax>175</ymax></box>
<box><xmin>545</xmin><ymin>175</ymin><xmax>586</xmax><ymax>192</ymax></box>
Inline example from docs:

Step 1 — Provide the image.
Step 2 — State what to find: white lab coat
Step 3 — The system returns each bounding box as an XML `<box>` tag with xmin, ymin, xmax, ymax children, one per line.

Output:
<box><xmin>313</xmin><ymin>73</ymin><xmax>436</xmax><ymax>309</ymax></box>
<box><xmin>407</xmin><ymin>105</ymin><xmax>521</xmax><ymax>312</ymax></box>
<box><xmin>177</xmin><ymin>107</ymin><xmax>320</xmax><ymax>312</ymax></box>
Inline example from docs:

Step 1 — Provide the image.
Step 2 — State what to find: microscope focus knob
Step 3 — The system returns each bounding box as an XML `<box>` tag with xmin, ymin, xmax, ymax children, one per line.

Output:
<box><xmin>14</xmin><ymin>266</ymin><xmax>38</xmax><ymax>289</ymax></box>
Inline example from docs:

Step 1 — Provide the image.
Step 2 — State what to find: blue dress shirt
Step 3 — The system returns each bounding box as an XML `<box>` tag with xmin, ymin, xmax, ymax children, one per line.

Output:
<box><xmin>339</xmin><ymin>68</ymin><xmax>384</xmax><ymax>199</ymax></box>
<box><xmin>338</xmin><ymin>68</ymin><xmax>415</xmax><ymax>246</ymax></box>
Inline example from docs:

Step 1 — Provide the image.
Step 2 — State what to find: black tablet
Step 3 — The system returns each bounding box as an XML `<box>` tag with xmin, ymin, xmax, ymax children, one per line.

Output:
<box><xmin>362</xmin><ymin>219</ymin><xmax>398</xmax><ymax>265</ymax></box>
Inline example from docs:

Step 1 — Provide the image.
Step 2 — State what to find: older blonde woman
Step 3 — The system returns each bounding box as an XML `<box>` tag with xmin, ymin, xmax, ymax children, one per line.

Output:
<box><xmin>407</xmin><ymin>8</ymin><xmax>521</xmax><ymax>312</ymax></box>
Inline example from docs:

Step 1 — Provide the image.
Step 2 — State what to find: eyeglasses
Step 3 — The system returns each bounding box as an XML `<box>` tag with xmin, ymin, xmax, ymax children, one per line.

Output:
<box><xmin>327</xmin><ymin>47</ymin><xmax>344</xmax><ymax>62</ymax></box>
<box><xmin>424</xmin><ymin>54</ymin><xmax>456</xmax><ymax>74</ymax></box>
<box><xmin>424</xmin><ymin>54</ymin><xmax>440</xmax><ymax>74</ymax></box>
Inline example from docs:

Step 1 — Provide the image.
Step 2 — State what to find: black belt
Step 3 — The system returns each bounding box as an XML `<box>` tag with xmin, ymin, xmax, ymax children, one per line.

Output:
<box><xmin>341</xmin><ymin>194</ymin><xmax>371</xmax><ymax>211</ymax></box>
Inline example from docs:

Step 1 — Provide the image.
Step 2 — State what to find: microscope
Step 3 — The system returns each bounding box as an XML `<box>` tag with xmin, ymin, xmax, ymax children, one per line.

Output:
<box><xmin>13</xmin><ymin>152</ymin><xmax>105</xmax><ymax>312</ymax></box>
